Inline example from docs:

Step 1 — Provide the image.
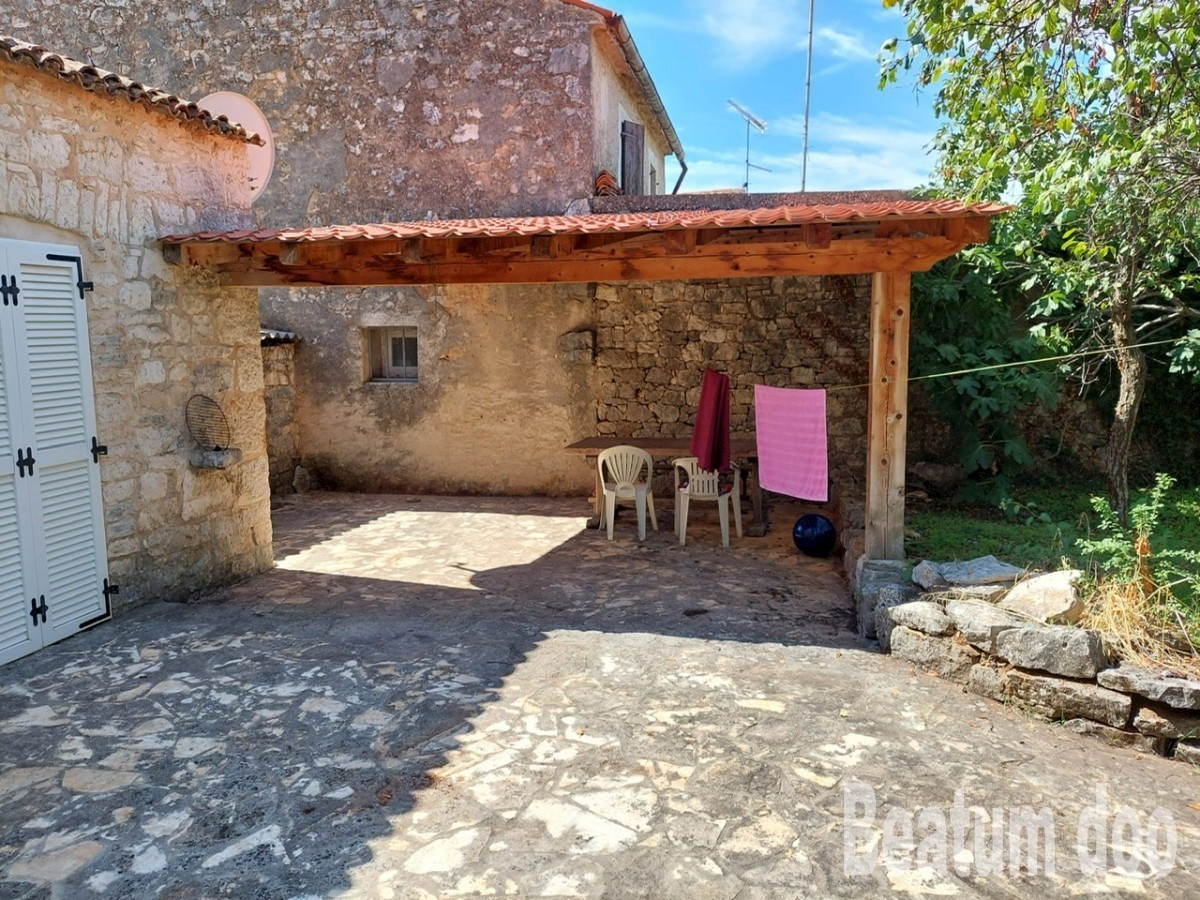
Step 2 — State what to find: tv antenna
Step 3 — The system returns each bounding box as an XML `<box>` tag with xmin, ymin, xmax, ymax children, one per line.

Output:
<box><xmin>801</xmin><ymin>0</ymin><xmax>816</xmax><ymax>190</ymax></box>
<box><xmin>727</xmin><ymin>99</ymin><xmax>768</xmax><ymax>192</ymax></box>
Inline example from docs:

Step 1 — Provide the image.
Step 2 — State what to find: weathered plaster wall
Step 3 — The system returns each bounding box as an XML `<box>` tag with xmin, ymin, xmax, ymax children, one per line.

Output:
<box><xmin>595</xmin><ymin>276</ymin><xmax>873</xmax><ymax>488</ymax></box>
<box><xmin>590</xmin><ymin>32</ymin><xmax>670</xmax><ymax>193</ymax></box>
<box><xmin>0</xmin><ymin>66</ymin><xmax>271</xmax><ymax>610</ymax></box>
<box><xmin>11</xmin><ymin>0</ymin><xmax>602</xmax><ymax>223</ymax></box>
<box><xmin>262</xmin><ymin>342</ymin><xmax>300</xmax><ymax>496</ymax></box>
<box><xmin>286</xmin><ymin>283</ymin><xmax>597</xmax><ymax>495</ymax></box>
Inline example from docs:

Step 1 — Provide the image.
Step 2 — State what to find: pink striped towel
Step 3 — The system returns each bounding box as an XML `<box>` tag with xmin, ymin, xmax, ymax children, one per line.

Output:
<box><xmin>754</xmin><ymin>385</ymin><xmax>829</xmax><ymax>502</ymax></box>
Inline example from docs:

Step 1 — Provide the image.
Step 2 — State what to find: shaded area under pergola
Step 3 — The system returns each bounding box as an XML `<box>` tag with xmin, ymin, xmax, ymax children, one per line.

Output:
<box><xmin>162</xmin><ymin>194</ymin><xmax>1008</xmax><ymax>560</ymax></box>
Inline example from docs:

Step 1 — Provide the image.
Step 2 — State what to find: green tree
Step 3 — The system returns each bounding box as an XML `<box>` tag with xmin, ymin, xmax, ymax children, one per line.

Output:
<box><xmin>882</xmin><ymin>0</ymin><xmax>1200</xmax><ymax>521</ymax></box>
<box><xmin>911</xmin><ymin>214</ymin><xmax>1062</xmax><ymax>504</ymax></box>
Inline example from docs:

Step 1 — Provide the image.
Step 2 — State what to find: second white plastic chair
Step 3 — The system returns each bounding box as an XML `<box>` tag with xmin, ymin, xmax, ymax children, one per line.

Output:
<box><xmin>672</xmin><ymin>457</ymin><xmax>743</xmax><ymax>548</ymax></box>
<box><xmin>597</xmin><ymin>445</ymin><xmax>658</xmax><ymax>540</ymax></box>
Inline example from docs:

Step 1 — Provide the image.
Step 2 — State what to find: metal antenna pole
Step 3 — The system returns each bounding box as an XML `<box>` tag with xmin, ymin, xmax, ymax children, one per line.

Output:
<box><xmin>801</xmin><ymin>0</ymin><xmax>815</xmax><ymax>191</ymax></box>
<box><xmin>728</xmin><ymin>99</ymin><xmax>767</xmax><ymax>193</ymax></box>
<box><xmin>745</xmin><ymin>119</ymin><xmax>751</xmax><ymax>191</ymax></box>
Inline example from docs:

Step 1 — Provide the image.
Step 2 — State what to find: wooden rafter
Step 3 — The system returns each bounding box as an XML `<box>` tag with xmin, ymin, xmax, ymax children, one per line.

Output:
<box><xmin>164</xmin><ymin>215</ymin><xmax>993</xmax><ymax>287</ymax></box>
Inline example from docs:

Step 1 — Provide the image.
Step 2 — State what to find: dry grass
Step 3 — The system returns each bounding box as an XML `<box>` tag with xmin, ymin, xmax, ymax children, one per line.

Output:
<box><xmin>1081</xmin><ymin>562</ymin><xmax>1200</xmax><ymax>681</ymax></box>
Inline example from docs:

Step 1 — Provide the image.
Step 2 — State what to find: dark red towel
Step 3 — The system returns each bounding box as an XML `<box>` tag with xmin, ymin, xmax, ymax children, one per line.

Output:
<box><xmin>690</xmin><ymin>369</ymin><xmax>731</xmax><ymax>473</ymax></box>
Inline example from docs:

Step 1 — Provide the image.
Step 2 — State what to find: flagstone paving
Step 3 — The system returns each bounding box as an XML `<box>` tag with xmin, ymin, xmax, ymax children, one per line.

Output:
<box><xmin>0</xmin><ymin>492</ymin><xmax>1197</xmax><ymax>898</ymax></box>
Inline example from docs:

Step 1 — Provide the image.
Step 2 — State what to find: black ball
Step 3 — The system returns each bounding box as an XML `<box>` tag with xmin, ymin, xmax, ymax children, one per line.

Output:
<box><xmin>792</xmin><ymin>514</ymin><xmax>837</xmax><ymax>557</ymax></box>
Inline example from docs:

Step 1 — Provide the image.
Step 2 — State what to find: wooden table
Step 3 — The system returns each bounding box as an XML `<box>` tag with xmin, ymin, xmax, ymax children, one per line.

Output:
<box><xmin>564</xmin><ymin>437</ymin><xmax>768</xmax><ymax>536</ymax></box>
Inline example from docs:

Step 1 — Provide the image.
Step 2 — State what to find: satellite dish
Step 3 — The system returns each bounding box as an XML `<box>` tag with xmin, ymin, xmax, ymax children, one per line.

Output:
<box><xmin>199</xmin><ymin>91</ymin><xmax>275</xmax><ymax>202</ymax></box>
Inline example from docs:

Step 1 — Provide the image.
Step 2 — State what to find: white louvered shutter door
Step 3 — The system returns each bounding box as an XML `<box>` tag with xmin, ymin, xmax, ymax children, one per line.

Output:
<box><xmin>0</xmin><ymin>247</ymin><xmax>42</xmax><ymax>666</ymax></box>
<box><xmin>6</xmin><ymin>243</ymin><xmax>108</xmax><ymax>648</ymax></box>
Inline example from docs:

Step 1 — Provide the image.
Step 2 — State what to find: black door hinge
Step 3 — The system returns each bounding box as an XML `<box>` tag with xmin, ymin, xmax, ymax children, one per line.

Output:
<box><xmin>15</xmin><ymin>447</ymin><xmax>34</xmax><ymax>477</ymax></box>
<box><xmin>91</xmin><ymin>437</ymin><xmax>108</xmax><ymax>463</ymax></box>
<box><xmin>0</xmin><ymin>274</ymin><xmax>17</xmax><ymax>306</ymax></box>
<box><xmin>46</xmin><ymin>254</ymin><xmax>91</xmax><ymax>299</ymax></box>
<box><xmin>79</xmin><ymin>579</ymin><xmax>118</xmax><ymax>631</ymax></box>
<box><xmin>29</xmin><ymin>595</ymin><xmax>47</xmax><ymax>625</ymax></box>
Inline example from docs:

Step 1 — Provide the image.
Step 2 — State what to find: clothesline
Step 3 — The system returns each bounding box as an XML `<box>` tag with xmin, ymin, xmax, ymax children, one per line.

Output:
<box><xmin>824</xmin><ymin>336</ymin><xmax>1184</xmax><ymax>394</ymax></box>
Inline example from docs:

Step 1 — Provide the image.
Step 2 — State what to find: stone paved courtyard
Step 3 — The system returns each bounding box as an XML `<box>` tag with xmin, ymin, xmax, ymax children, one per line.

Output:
<box><xmin>1</xmin><ymin>492</ymin><xmax>1198</xmax><ymax>898</ymax></box>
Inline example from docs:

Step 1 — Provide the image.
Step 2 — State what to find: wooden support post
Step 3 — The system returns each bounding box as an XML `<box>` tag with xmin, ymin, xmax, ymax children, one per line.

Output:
<box><xmin>866</xmin><ymin>271</ymin><xmax>912</xmax><ymax>560</ymax></box>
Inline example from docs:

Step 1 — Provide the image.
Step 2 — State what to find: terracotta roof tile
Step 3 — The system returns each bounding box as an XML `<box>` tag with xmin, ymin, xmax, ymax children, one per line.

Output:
<box><xmin>0</xmin><ymin>35</ymin><xmax>263</xmax><ymax>145</ymax></box>
<box><xmin>162</xmin><ymin>199</ymin><xmax>1009</xmax><ymax>244</ymax></box>
<box><xmin>559</xmin><ymin>0</ymin><xmax>618</xmax><ymax>19</ymax></box>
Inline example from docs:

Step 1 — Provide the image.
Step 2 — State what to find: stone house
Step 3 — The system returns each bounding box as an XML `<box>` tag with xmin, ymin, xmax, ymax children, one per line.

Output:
<box><xmin>0</xmin><ymin>38</ymin><xmax>273</xmax><ymax>665</ymax></box>
<box><xmin>14</xmin><ymin>0</ymin><xmax>879</xmax><ymax>501</ymax></box>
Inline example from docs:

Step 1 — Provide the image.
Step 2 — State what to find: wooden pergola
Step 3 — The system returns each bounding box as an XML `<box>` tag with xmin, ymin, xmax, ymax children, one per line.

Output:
<box><xmin>164</xmin><ymin>197</ymin><xmax>1007</xmax><ymax>560</ymax></box>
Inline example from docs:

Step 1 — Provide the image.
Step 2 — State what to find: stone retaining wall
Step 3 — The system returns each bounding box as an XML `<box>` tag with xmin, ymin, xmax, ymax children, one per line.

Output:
<box><xmin>872</xmin><ymin>587</ymin><xmax>1200</xmax><ymax>764</ymax></box>
<box><xmin>844</xmin><ymin>547</ymin><xmax>1200</xmax><ymax>764</ymax></box>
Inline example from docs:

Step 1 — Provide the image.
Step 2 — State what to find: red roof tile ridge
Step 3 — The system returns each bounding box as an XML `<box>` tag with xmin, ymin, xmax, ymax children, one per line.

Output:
<box><xmin>162</xmin><ymin>200</ymin><xmax>1010</xmax><ymax>244</ymax></box>
<box><xmin>0</xmin><ymin>34</ymin><xmax>263</xmax><ymax>145</ymax></box>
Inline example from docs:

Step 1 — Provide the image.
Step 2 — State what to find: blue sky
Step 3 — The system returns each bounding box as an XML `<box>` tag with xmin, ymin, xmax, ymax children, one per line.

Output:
<box><xmin>616</xmin><ymin>0</ymin><xmax>940</xmax><ymax>193</ymax></box>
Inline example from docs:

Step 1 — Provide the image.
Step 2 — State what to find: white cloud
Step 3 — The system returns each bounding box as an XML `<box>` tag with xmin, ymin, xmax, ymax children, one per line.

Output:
<box><xmin>625</xmin><ymin>0</ymin><xmax>808</xmax><ymax>70</ymax></box>
<box><xmin>674</xmin><ymin>114</ymin><xmax>938</xmax><ymax>193</ymax></box>
<box><xmin>814</xmin><ymin>26</ymin><xmax>877</xmax><ymax>62</ymax></box>
<box><xmin>624</xmin><ymin>4</ymin><xmax>884</xmax><ymax>72</ymax></box>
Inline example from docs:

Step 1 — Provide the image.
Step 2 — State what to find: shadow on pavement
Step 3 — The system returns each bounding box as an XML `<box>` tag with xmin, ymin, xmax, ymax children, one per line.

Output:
<box><xmin>0</xmin><ymin>492</ymin><xmax>861</xmax><ymax>897</ymax></box>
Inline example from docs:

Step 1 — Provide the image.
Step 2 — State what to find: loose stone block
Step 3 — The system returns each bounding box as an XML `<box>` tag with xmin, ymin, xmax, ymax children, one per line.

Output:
<box><xmin>1000</xmin><ymin>569</ymin><xmax>1084</xmax><ymax>624</ymax></box>
<box><xmin>890</xmin><ymin>627</ymin><xmax>978</xmax><ymax>684</ymax></box>
<box><xmin>1061</xmin><ymin>720</ymin><xmax>1156</xmax><ymax>753</ymax></box>
<box><xmin>1097</xmin><ymin>664</ymin><xmax>1200</xmax><ymax>711</ymax></box>
<box><xmin>877</xmin><ymin>601</ymin><xmax>955</xmax><ymax>652</ymax></box>
<box><xmin>990</xmin><ymin>669</ymin><xmax>1131</xmax><ymax>728</ymax></box>
<box><xmin>873</xmin><ymin>589</ymin><xmax>927</xmax><ymax>650</ymax></box>
<box><xmin>993</xmin><ymin>624</ymin><xmax>1108</xmax><ymax>679</ymax></box>
<box><xmin>1175</xmin><ymin>741</ymin><xmax>1200</xmax><ymax>765</ymax></box>
<box><xmin>853</xmin><ymin>559</ymin><xmax>906</xmax><ymax>640</ymax></box>
<box><xmin>967</xmin><ymin>664</ymin><xmax>1007</xmax><ymax>700</ymax></box>
<box><xmin>912</xmin><ymin>560</ymin><xmax>946</xmax><ymax>590</ymax></box>
<box><xmin>1132</xmin><ymin>702</ymin><xmax>1200</xmax><ymax>740</ymax></box>
<box><xmin>930</xmin><ymin>555</ymin><xmax>1025</xmax><ymax>587</ymax></box>
<box><xmin>945</xmin><ymin>600</ymin><xmax>1023</xmax><ymax>655</ymax></box>
<box><xmin>969</xmin><ymin>666</ymin><xmax>1130</xmax><ymax>728</ymax></box>
<box><xmin>888</xmin><ymin>600</ymin><xmax>956</xmax><ymax>636</ymax></box>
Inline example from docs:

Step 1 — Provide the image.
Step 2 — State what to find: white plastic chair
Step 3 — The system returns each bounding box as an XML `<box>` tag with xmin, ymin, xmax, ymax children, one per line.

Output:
<box><xmin>597</xmin><ymin>445</ymin><xmax>658</xmax><ymax>540</ymax></box>
<box><xmin>672</xmin><ymin>457</ymin><xmax>743</xmax><ymax>548</ymax></box>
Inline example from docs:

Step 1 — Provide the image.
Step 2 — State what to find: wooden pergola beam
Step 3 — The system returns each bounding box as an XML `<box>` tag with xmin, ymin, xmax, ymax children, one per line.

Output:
<box><xmin>866</xmin><ymin>271</ymin><xmax>912</xmax><ymax>560</ymax></box>
<box><xmin>200</xmin><ymin>249</ymin><xmax>952</xmax><ymax>286</ymax></box>
<box><xmin>177</xmin><ymin>233</ymin><xmax>982</xmax><ymax>287</ymax></box>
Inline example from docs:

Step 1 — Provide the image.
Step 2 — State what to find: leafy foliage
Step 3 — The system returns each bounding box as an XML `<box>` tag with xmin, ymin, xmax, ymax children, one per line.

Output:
<box><xmin>882</xmin><ymin>0</ymin><xmax>1200</xmax><ymax>519</ymax></box>
<box><xmin>1078</xmin><ymin>473</ymin><xmax>1200</xmax><ymax>603</ymax></box>
<box><xmin>912</xmin><ymin>215</ymin><xmax>1062</xmax><ymax>504</ymax></box>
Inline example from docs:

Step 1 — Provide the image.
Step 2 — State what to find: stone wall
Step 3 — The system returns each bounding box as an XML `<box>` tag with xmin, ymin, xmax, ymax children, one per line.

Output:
<box><xmin>286</xmin><ymin>282</ymin><xmax>598</xmax><ymax>496</ymax></box>
<box><xmin>12</xmin><ymin>0</ymin><xmax>692</xmax><ymax>498</ymax></box>
<box><xmin>880</xmin><ymin>595</ymin><xmax>1200</xmax><ymax>765</ymax></box>
<box><xmin>0</xmin><ymin>64</ymin><xmax>271</xmax><ymax>610</ymax></box>
<box><xmin>595</xmin><ymin>276</ymin><xmax>872</xmax><ymax>489</ymax></box>
<box><xmin>262</xmin><ymin>342</ymin><xmax>300</xmax><ymax>496</ymax></box>
<box><xmin>12</xmin><ymin>0</ymin><xmax>616</xmax><ymax>224</ymax></box>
